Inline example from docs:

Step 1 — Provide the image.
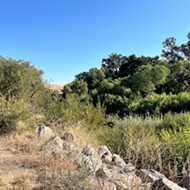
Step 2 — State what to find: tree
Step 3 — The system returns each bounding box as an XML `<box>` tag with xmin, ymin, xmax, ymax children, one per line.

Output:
<box><xmin>162</xmin><ymin>32</ymin><xmax>190</xmax><ymax>63</ymax></box>
<box><xmin>130</xmin><ymin>65</ymin><xmax>169</xmax><ymax>95</ymax></box>
<box><xmin>75</xmin><ymin>68</ymin><xmax>105</xmax><ymax>90</ymax></box>
<box><xmin>102</xmin><ymin>53</ymin><xmax>123</xmax><ymax>78</ymax></box>
<box><xmin>119</xmin><ymin>55</ymin><xmax>160</xmax><ymax>78</ymax></box>
<box><xmin>163</xmin><ymin>60</ymin><xmax>190</xmax><ymax>93</ymax></box>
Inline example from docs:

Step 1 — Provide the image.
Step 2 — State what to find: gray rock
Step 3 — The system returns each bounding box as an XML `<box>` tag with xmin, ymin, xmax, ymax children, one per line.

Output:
<box><xmin>98</xmin><ymin>145</ymin><xmax>113</xmax><ymax>164</ymax></box>
<box><xmin>121</xmin><ymin>163</ymin><xmax>136</xmax><ymax>173</ymax></box>
<box><xmin>136</xmin><ymin>169</ymin><xmax>166</xmax><ymax>183</ymax></box>
<box><xmin>152</xmin><ymin>177</ymin><xmax>186</xmax><ymax>190</ymax></box>
<box><xmin>96</xmin><ymin>163</ymin><xmax>142</xmax><ymax>190</ymax></box>
<box><xmin>36</xmin><ymin>124</ymin><xmax>53</xmax><ymax>138</ymax></box>
<box><xmin>75</xmin><ymin>145</ymin><xmax>102</xmax><ymax>176</ymax></box>
<box><xmin>96</xmin><ymin>166</ymin><xmax>112</xmax><ymax>179</ymax></box>
<box><xmin>61</xmin><ymin>132</ymin><xmax>74</xmax><ymax>142</ymax></box>
<box><xmin>112</xmin><ymin>154</ymin><xmax>126</xmax><ymax>167</ymax></box>
<box><xmin>42</xmin><ymin>136</ymin><xmax>63</xmax><ymax>154</ymax></box>
<box><xmin>82</xmin><ymin>145</ymin><xmax>95</xmax><ymax>156</ymax></box>
<box><xmin>107</xmin><ymin>172</ymin><xmax>142</xmax><ymax>190</ymax></box>
<box><xmin>138</xmin><ymin>183</ymin><xmax>152</xmax><ymax>190</ymax></box>
<box><xmin>178</xmin><ymin>175</ymin><xmax>190</xmax><ymax>190</ymax></box>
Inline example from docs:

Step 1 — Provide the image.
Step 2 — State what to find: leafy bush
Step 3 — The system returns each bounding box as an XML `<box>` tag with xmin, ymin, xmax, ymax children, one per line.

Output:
<box><xmin>0</xmin><ymin>96</ymin><xmax>33</xmax><ymax>133</ymax></box>
<box><xmin>129</xmin><ymin>92</ymin><xmax>190</xmax><ymax>115</ymax></box>
<box><xmin>0</xmin><ymin>57</ymin><xmax>47</xmax><ymax>103</ymax></box>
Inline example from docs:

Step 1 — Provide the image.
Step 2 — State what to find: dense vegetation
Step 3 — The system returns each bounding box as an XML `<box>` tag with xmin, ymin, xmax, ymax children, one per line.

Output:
<box><xmin>1</xmin><ymin>33</ymin><xmax>190</xmax><ymax>181</ymax></box>
<box><xmin>64</xmin><ymin>34</ymin><xmax>190</xmax><ymax>116</ymax></box>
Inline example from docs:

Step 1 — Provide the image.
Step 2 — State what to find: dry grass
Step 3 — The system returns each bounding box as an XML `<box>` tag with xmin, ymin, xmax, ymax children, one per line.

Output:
<box><xmin>64</xmin><ymin>121</ymin><xmax>101</xmax><ymax>151</ymax></box>
<box><xmin>0</xmin><ymin>125</ymin><xmax>101</xmax><ymax>190</ymax></box>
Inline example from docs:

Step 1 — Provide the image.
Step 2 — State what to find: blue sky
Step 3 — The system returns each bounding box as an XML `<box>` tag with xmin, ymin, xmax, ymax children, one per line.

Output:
<box><xmin>0</xmin><ymin>0</ymin><xmax>190</xmax><ymax>84</ymax></box>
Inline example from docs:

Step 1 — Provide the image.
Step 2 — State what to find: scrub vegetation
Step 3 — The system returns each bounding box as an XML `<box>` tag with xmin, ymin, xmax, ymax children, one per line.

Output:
<box><xmin>1</xmin><ymin>33</ymin><xmax>190</xmax><ymax>187</ymax></box>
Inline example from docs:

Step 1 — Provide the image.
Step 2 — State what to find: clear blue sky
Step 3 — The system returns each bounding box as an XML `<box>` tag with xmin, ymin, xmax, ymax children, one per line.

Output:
<box><xmin>0</xmin><ymin>0</ymin><xmax>190</xmax><ymax>84</ymax></box>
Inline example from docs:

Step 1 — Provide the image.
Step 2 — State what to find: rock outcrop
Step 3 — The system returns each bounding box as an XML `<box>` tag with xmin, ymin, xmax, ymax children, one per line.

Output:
<box><xmin>37</xmin><ymin>126</ymin><xmax>188</xmax><ymax>190</ymax></box>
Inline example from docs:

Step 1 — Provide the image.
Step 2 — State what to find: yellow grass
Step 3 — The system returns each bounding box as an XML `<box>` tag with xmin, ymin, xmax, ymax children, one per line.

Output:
<box><xmin>0</xmin><ymin>124</ymin><xmax>101</xmax><ymax>189</ymax></box>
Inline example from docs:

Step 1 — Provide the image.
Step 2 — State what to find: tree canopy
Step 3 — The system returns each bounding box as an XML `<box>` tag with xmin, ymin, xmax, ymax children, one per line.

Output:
<box><xmin>63</xmin><ymin>32</ymin><xmax>190</xmax><ymax>116</ymax></box>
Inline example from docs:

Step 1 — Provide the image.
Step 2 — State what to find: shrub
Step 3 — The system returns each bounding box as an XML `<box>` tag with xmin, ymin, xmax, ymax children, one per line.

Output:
<box><xmin>97</xmin><ymin>115</ymin><xmax>163</xmax><ymax>169</ymax></box>
<box><xmin>96</xmin><ymin>114</ymin><xmax>190</xmax><ymax>179</ymax></box>
<box><xmin>0</xmin><ymin>96</ymin><xmax>33</xmax><ymax>134</ymax></box>
<box><xmin>158</xmin><ymin>112</ymin><xmax>190</xmax><ymax>131</ymax></box>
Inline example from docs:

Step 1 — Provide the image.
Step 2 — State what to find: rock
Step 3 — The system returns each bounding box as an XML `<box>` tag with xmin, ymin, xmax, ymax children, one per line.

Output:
<box><xmin>96</xmin><ymin>163</ymin><xmax>142</xmax><ymax>190</ymax></box>
<box><xmin>112</xmin><ymin>154</ymin><xmax>126</xmax><ymax>167</ymax></box>
<box><xmin>178</xmin><ymin>175</ymin><xmax>190</xmax><ymax>190</ymax></box>
<box><xmin>61</xmin><ymin>132</ymin><xmax>75</xmax><ymax>151</ymax></box>
<box><xmin>98</xmin><ymin>145</ymin><xmax>113</xmax><ymax>164</ymax></box>
<box><xmin>121</xmin><ymin>163</ymin><xmax>136</xmax><ymax>173</ymax></box>
<box><xmin>96</xmin><ymin>166</ymin><xmax>112</xmax><ymax>179</ymax></box>
<box><xmin>136</xmin><ymin>169</ymin><xmax>166</xmax><ymax>183</ymax></box>
<box><xmin>36</xmin><ymin>124</ymin><xmax>53</xmax><ymax>138</ymax></box>
<box><xmin>152</xmin><ymin>177</ymin><xmax>186</xmax><ymax>190</ymax></box>
<box><xmin>75</xmin><ymin>145</ymin><xmax>102</xmax><ymax>176</ymax></box>
<box><xmin>42</xmin><ymin>136</ymin><xmax>63</xmax><ymax>154</ymax></box>
<box><xmin>113</xmin><ymin>173</ymin><xmax>142</xmax><ymax>190</ymax></box>
<box><xmin>61</xmin><ymin>132</ymin><xmax>74</xmax><ymax>142</ymax></box>
<box><xmin>34</xmin><ymin>127</ymin><xmax>187</xmax><ymax>190</ymax></box>
<box><xmin>138</xmin><ymin>183</ymin><xmax>152</xmax><ymax>190</ymax></box>
<box><xmin>82</xmin><ymin>145</ymin><xmax>95</xmax><ymax>156</ymax></box>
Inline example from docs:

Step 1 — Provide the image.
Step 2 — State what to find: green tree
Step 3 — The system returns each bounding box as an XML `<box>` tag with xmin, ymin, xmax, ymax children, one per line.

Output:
<box><xmin>163</xmin><ymin>61</ymin><xmax>190</xmax><ymax>93</ymax></box>
<box><xmin>102</xmin><ymin>53</ymin><xmax>123</xmax><ymax>78</ymax></box>
<box><xmin>162</xmin><ymin>32</ymin><xmax>190</xmax><ymax>63</ymax></box>
<box><xmin>119</xmin><ymin>55</ymin><xmax>160</xmax><ymax>78</ymax></box>
<box><xmin>75</xmin><ymin>68</ymin><xmax>105</xmax><ymax>90</ymax></box>
<box><xmin>130</xmin><ymin>65</ymin><xmax>169</xmax><ymax>95</ymax></box>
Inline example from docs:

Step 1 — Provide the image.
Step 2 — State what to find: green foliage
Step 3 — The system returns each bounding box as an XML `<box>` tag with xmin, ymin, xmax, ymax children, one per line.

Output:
<box><xmin>128</xmin><ymin>92</ymin><xmax>190</xmax><ymax>115</ymax></box>
<box><xmin>158</xmin><ymin>112</ymin><xmax>190</xmax><ymax>131</ymax></box>
<box><xmin>96</xmin><ymin>113</ymin><xmax>190</xmax><ymax>177</ymax></box>
<box><xmin>61</xmin><ymin>94</ymin><xmax>106</xmax><ymax>128</ymax></box>
<box><xmin>102</xmin><ymin>53</ymin><xmax>123</xmax><ymax>78</ymax></box>
<box><xmin>0</xmin><ymin>96</ymin><xmax>32</xmax><ymax>133</ymax></box>
<box><xmin>130</xmin><ymin>65</ymin><xmax>169</xmax><ymax>95</ymax></box>
<box><xmin>97</xmin><ymin>116</ymin><xmax>163</xmax><ymax>169</ymax></box>
<box><xmin>0</xmin><ymin>56</ymin><xmax>47</xmax><ymax>103</ymax></box>
<box><xmin>164</xmin><ymin>61</ymin><xmax>190</xmax><ymax>93</ymax></box>
<box><xmin>160</xmin><ymin>127</ymin><xmax>190</xmax><ymax>176</ymax></box>
<box><xmin>75</xmin><ymin>68</ymin><xmax>105</xmax><ymax>89</ymax></box>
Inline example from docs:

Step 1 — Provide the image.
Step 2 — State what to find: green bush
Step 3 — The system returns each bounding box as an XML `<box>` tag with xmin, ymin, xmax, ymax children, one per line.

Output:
<box><xmin>0</xmin><ymin>57</ymin><xmax>47</xmax><ymax>103</ymax></box>
<box><xmin>158</xmin><ymin>112</ymin><xmax>190</xmax><ymax>131</ymax></box>
<box><xmin>129</xmin><ymin>92</ymin><xmax>190</xmax><ymax>115</ymax></box>
<box><xmin>0</xmin><ymin>96</ymin><xmax>33</xmax><ymax>133</ymax></box>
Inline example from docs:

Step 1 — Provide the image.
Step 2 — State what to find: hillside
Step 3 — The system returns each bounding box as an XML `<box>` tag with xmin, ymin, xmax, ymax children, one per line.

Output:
<box><xmin>49</xmin><ymin>84</ymin><xmax>64</xmax><ymax>94</ymax></box>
